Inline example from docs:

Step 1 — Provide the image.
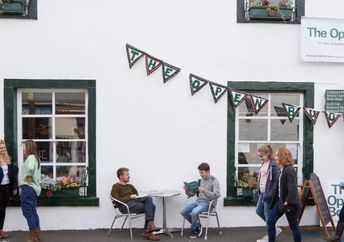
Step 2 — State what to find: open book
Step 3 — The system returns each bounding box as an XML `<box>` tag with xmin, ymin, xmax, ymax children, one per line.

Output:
<box><xmin>183</xmin><ymin>180</ymin><xmax>199</xmax><ymax>194</ymax></box>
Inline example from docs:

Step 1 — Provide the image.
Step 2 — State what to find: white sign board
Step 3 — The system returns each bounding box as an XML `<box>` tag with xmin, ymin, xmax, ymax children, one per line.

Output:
<box><xmin>323</xmin><ymin>179</ymin><xmax>344</xmax><ymax>225</ymax></box>
<box><xmin>301</xmin><ymin>17</ymin><xmax>344</xmax><ymax>63</ymax></box>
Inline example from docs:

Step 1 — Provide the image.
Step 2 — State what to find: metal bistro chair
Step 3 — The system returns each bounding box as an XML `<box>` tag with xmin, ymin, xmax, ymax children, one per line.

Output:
<box><xmin>181</xmin><ymin>199</ymin><xmax>222</xmax><ymax>240</ymax></box>
<box><xmin>107</xmin><ymin>195</ymin><xmax>145</xmax><ymax>240</ymax></box>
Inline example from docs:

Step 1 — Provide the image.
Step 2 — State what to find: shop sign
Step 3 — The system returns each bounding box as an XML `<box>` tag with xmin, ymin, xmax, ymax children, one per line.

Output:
<box><xmin>323</xmin><ymin>179</ymin><xmax>344</xmax><ymax>225</ymax></box>
<box><xmin>325</xmin><ymin>90</ymin><xmax>344</xmax><ymax>113</ymax></box>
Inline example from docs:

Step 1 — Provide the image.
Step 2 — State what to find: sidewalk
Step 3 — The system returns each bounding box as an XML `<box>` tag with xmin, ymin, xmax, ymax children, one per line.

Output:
<box><xmin>1</xmin><ymin>226</ymin><xmax>333</xmax><ymax>242</ymax></box>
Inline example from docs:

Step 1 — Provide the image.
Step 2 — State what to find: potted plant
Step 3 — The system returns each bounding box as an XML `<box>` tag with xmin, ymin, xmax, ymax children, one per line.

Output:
<box><xmin>41</xmin><ymin>174</ymin><xmax>81</xmax><ymax>199</ymax></box>
<box><xmin>248</xmin><ymin>0</ymin><xmax>293</xmax><ymax>21</ymax></box>
<box><xmin>236</xmin><ymin>175</ymin><xmax>257</xmax><ymax>196</ymax></box>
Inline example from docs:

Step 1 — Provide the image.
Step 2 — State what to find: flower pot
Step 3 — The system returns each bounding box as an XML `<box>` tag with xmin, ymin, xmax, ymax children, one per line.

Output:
<box><xmin>249</xmin><ymin>7</ymin><xmax>293</xmax><ymax>21</ymax></box>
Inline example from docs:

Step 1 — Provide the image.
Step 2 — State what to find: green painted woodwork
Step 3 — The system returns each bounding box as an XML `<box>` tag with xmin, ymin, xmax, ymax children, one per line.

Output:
<box><xmin>0</xmin><ymin>0</ymin><xmax>37</xmax><ymax>19</ymax></box>
<box><xmin>225</xmin><ymin>81</ymin><xmax>314</xmax><ymax>206</ymax></box>
<box><xmin>237</xmin><ymin>0</ymin><xmax>305</xmax><ymax>24</ymax></box>
<box><xmin>4</xmin><ymin>79</ymin><xmax>98</xmax><ymax>206</ymax></box>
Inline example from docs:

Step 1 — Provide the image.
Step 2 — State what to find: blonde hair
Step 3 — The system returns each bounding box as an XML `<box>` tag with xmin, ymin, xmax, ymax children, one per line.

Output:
<box><xmin>257</xmin><ymin>144</ymin><xmax>274</xmax><ymax>160</ymax></box>
<box><xmin>0</xmin><ymin>139</ymin><xmax>11</xmax><ymax>165</ymax></box>
<box><xmin>276</xmin><ymin>147</ymin><xmax>294</xmax><ymax>167</ymax></box>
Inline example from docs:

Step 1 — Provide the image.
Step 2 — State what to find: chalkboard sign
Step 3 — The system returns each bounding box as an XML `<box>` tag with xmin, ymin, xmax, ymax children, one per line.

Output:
<box><xmin>298</xmin><ymin>173</ymin><xmax>335</xmax><ymax>239</ymax></box>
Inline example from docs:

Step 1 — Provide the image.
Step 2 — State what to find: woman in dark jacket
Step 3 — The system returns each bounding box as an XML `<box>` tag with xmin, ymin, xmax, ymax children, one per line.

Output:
<box><xmin>0</xmin><ymin>139</ymin><xmax>18</xmax><ymax>239</ymax></box>
<box><xmin>267</xmin><ymin>147</ymin><xmax>301</xmax><ymax>242</ymax></box>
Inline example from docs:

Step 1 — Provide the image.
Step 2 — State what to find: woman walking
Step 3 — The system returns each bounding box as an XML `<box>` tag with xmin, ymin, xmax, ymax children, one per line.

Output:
<box><xmin>328</xmin><ymin>181</ymin><xmax>344</xmax><ymax>242</ymax></box>
<box><xmin>255</xmin><ymin>144</ymin><xmax>281</xmax><ymax>242</ymax></box>
<box><xmin>267</xmin><ymin>147</ymin><xmax>301</xmax><ymax>242</ymax></box>
<box><xmin>0</xmin><ymin>139</ymin><xmax>18</xmax><ymax>238</ymax></box>
<box><xmin>19</xmin><ymin>140</ymin><xmax>41</xmax><ymax>242</ymax></box>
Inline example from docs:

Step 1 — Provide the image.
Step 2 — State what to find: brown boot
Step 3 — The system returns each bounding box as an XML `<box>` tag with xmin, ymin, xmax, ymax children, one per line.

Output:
<box><xmin>33</xmin><ymin>227</ymin><xmax>41</xmax><ymax>242</ymax></box>
<box><xmin>26</xmin><ymin>230</ymin><xmax>38</xmax><ymax>242</ymax></box>
<box><xmin>143</xmin><ymin>232</ymin><xmax>160</xmax><ymax>241</ymax></box>
<box><xmin>0</xmin><ymin>230</ymin><xmax>9</xmax><ymax>238</ymax></box>
<box><xmin>146</xmin><ymin>220</ymin><xmax>160</xmax><ymax>232</ymax></box>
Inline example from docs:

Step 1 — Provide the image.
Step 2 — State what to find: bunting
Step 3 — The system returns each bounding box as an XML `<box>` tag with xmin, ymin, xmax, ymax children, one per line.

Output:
<box><xmin>249</xmin><ymin>95</ymin><xmax>269</xmax><ymax>115</ymax></box>
<box><xmin>230</xmin><ymin>89</ymin><xmax>247</xmax><ymax>109</ymax></box>
<box><xmin>145</xmin><ymin>55</ymin><xmax>163</xmax><ymax>76</ymax></box>
<box><xmin>162</xmin><ymin>63</ymin><xmax>181</xmax><ymax>83</ymax></box>
<box><xmin>323</xmin><ymin>111</ymin><xmax>341</xmax><ymax>128</ymax></box>
<box><xmin>209</xmin><ymin>82</ymin><xmax>227</xmax><ymax>103</ymax></box>
<box><xmin>126</xmin><ymin>44</ymin><xmax>145</xmax><ymax>68</ymax></box>
<box><xmin>282</xmin><ymin>103</ymin><xmax>301</xmax><ymax>123</ymax></box>
<box><xmin>274</xmin><ymin>106</ymin><xmax>288</xmax><ymax>125</ymax></box>
<box><xmin>303</xmin><ymin>108</ymin><xmax>321</xmax><ymax>125</ymax></box>
<box><xmin>189</xmin><ymin>74</ymin><xmax>208</xmax><ymax>96</ymax></box>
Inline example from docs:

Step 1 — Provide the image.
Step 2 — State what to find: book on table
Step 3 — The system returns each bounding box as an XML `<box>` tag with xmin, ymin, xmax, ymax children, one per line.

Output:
<box><xmin>183</xmin><ymin>180</ymin><xmax>199</xmax><ymax>194</ymax></box>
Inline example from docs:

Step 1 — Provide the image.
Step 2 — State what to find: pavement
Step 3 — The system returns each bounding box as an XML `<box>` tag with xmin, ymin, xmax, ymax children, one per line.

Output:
<box><xmin>0</xmin><ymin>226</ymin><xmax>338</xmax><ymax>242</ymax></box>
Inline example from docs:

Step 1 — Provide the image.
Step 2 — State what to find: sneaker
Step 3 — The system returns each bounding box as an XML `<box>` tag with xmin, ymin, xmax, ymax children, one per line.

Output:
<box><xmin>256</xmin><ymin>235</ymin><xmax>268</xmax><ymax>242</ymax></box>
<box><xmin>276</xmin><ymin>226</ymin><xmax>282</xmax><ymax>236</ymax></box>
<box><xmin>190</xmin><ymin>234</ymin><xmax>197</xmax><ymax>239</ymax></box>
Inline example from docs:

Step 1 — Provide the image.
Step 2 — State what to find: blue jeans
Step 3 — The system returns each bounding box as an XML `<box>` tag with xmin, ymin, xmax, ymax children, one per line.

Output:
<box><xmin>180</xmin><ymin>201</ymin><xmax>209</xmax><ymax>235</ymax></box>
<box><xmin>127</xmin><ymin>196</ymin><xmax>155</xmax><ymax>228</ymax></box>
<box><xmin>20</xmin><ymin>185</ymin><xmax>40</xmax><ymax>230</ymax></box>
<box><xmin>267</xmin><ymin>202</ymin><xmax>301</xmax><ymax>242</ymax></box>
<box><xmin>256</xmin><ymin>192</ymin><xmax>271</xmax><ymax>223</ymax></box>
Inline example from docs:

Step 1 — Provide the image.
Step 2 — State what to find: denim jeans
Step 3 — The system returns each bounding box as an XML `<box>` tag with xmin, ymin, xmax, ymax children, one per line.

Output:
<box><xmin>20</xmin><ymin>185</ymin><xmax>40</xmax><ymax>230</ymax></box>
<box><xmin>256</xmin><ymin>192</ymin><xmax>271</xmax><ymax>223</ymax></box>
<box><xmin>267</xmin><ymin>202</ymin><xmax>301</xmax><ymax>242</ymax></box>
<box><xmin>180</xmin><ymin>201</ymin><xmax>209</xmax><ymax>234</ymax></box>
<box><xmin>127</xmin><ymin>196</ymin><xmax>155</xmax><ymax>228</ymax></box>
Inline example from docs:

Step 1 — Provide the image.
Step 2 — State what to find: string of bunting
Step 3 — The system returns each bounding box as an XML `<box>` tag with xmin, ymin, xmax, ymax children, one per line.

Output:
<box><xmin>126</xmin><ymin>43</ymin><xmax>343</xmax><ymax>129</ymax></box>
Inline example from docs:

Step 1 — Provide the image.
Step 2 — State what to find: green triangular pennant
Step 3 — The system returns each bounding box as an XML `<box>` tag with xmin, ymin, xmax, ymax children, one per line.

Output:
<box><xmin>126</xmin><ymin>44</ymin><xmax>145</xmax><ymax>69</ymax></box>
<box><xmin>189</xmin><ymin>74</ymin><xmax>208</xmax><ymax>96</ymax></box>
<box><xmin>209</xmin><ymin>82</ymin><xmax>227</xmax><ymax>104</ymax></box>
<box><xmin>323</xmin><ymin>111</ymin><xmax>341</xmax><ymax>128</ymax></box>
<box><xmin>145</xmin><ymin>54</ymin><xmax>162</xmax><ymax>76</ymax></box>
<box><xmin>303</xmin><ymin>108</ymin><xmax>320</xmax><ymax>125</ymax></box>
<box><xmin>282</xmin><ymin>103</ymin><xmax>301</xmax><ymax>123</ymax></box>
<box><xmin>249</xmin><ymin>95</ymin><xmax>269</xmax><ymax>115</ymax></box>
<box><xmin>162</xmin><ymin>62</ymin><xmax>180</xmax><ymax>83</ymax></box>
<box><xmin>230</xmin><ymin>89</ymin><xmax>247</xmax><ymax>109</ymax></box>
<box><xmin>274</xmin><ymin>106</ymin><xmax>288</xmax><ymax>125</ymax></box>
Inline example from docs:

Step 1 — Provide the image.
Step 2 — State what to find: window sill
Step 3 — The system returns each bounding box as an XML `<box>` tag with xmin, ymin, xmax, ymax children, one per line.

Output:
<box><xmin>9</xmin><ymin>196</ymin><xmax>99</xmax><ymax>207</ymax></box>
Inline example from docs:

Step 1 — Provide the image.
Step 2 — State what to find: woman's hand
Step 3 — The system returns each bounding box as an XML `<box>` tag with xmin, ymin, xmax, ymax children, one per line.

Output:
<box><xmin>25</xmin><ymin>176</ymin><xmax>33</xmax><ymax>184</ymax></box>
<box><xmin>12</xmin><ymin>189</ymin><xmax>18</xmax><ymax>196</ymax></box>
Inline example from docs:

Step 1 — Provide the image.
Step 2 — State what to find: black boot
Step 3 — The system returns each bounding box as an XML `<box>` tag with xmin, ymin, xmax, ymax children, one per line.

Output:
<box><xmin>329</xmin><ymin>221</ymin><xmax>344</xmax><ymax>242</ymax></box>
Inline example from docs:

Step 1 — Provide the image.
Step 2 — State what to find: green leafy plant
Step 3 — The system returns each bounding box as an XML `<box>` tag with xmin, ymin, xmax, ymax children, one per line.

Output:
<box><xmin>250</xmin><ymin>0</ymin><xmax>293</xmax><ymax>19</ymax></box>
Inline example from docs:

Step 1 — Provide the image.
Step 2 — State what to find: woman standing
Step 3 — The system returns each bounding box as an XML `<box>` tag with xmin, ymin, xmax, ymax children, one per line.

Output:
<box><xmin>267</xmin><ymin>147</ymin><xmax>301</xmax><ymax>242</ymax></box>
<box><xmin>329</xmin><ymin>181</ymin><xmax>344</xmax><ymax>242</ymax></box>
<box><xmin>19</xmin><ymin>140</ymin><xmax>41</xmax><ymax>242</ymax></box>
<box><xmin>255</xmin><ymin>144</ymin><xmax>281</xmax><ymax>242</ymax></box>
<box><xmin>0</xmin><ymin>139</ymin><xmax>18</xmax><ymax>238</ymax></box>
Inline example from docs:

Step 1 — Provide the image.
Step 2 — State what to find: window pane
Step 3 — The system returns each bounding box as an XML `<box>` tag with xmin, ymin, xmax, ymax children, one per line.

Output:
<box><xmin>57</xmin><ymin>141</ymin><xmax>86</xmax><ymax>163</ymax></box>
<box><xmin>55</xmin><ymin>93</ymin><xmax>85</xmax><ymax>115</ymax></box>
<box><xmin>37</xmin><ymin>142</ymin><xmax>53</xmax><ymax>163</ymax></box>
<box><xmin>22</xmin><ymin>118</ymin><xmax>52</xmax><ymax>139</ymax></box>
<box><xmin>22</xmin><ymin>92</ymin><xmax>52</xmax><ymax>115</ymax></box>
<box><xmin>55</xmin><ymin>117</ymin><xmax>85</xmax><ymax>139</ymax></box>
<box><xmin>269</xmin><ymin>143</ymin><xmax>299</xmax><ymax>164</ymax></box>
<box><xmin>238</xmin><ymin>143</ymin><xmax>263</xmax><ymax>165</ymax></box>
<box><xmin>239</xmin><ymin>119</ymin><xmax>267</xmax><ymax>141</ymax></box>
<box><xmin>238</xmin><ymin>94</ymin><xmax>268</xmax><ymax>117</ymax></box>
<box><xmin>271</xmin><ymin>93</ymin><xmax>300</xmax><ymax>117</ymax></box>
<box><xmin>271</xmin><ymin>119</ymin><xmax>299</xmax><ymax>141</ymax></box>
<box><xmin>56</xmin><ymin>165</ymin><xmax>87</xmax><ymax>179</ymax></box>
<box><xmin>41</xmin><ymin>166</ymin><xmax>53</xmax><ymax>178</ymax></box>
<box><xmin>237</xmin><ymin>167</ymin><xmax>259</xmax><ymax>187</ymax></box>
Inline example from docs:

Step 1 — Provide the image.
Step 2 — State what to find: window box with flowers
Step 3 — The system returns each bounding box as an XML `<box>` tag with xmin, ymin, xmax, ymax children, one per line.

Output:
<box><xmin>41</xmin><ymin>175</ymin><xmax>85</xmax><ymax>199</ymax></box>
<box><xmin>248</xmin><ymin>0</ymin><xmax>293</xmax><ymax>21</ymax></box>
<box><xmin>236</xmin><ymin>174</ymin><xmax>257</xmax><ymax>197</ymax></box>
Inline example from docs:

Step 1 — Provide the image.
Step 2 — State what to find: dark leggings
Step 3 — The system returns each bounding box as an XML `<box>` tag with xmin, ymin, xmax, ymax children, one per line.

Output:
<box><xmin>0</xmin><ymin>184</ymin><xmax>10</xmax><ymax>230</ymax></box>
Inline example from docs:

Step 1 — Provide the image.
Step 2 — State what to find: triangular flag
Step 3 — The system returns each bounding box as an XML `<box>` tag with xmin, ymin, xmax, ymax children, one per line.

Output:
<box><xmin>230</xmin><ymin>89</ymin><xmax>247</xmax><ymax>108</ymax></box>
<box><xmin>323</xmin><ymin>111</ymin><xmax>341</xmax><ymax>128</ymax></box>
<box><xmin>145</xmin><ymin>54</ymin><xmax>163</xmax><ymax>76</ymax></box>
<box><xmin>250</xmin><ymin>95</ymin><xmax>269</xmax><ymax>115</ymax></box>
<box><xmin>162</xmin><ymin>62</ymin><xmax>180</xmax><ymax>83</ymax></box>
<box><xmin>126</xmin><ymin>44</ymin><xmax>145</xmax><ymax>69</ymax></box>
<box><xmin>282</xmin><ymin>103</ymin><xmax>301</xmax><ymax>123</ymax></box>
<box><xmin>303</xmin><ymin>108</ymin><xmax>320</xmax><ymax>125</ymax></box>
<box><xmin>209</xmin><ymin>82</ymin><xmax>227</xmax><ymax>104</ymax></box>
<box><xmin>189</xmin><ymin>74</ymin><xmax>208</xmax><ymax>96</ymax></box>
<box><xmin>274</xmin><ymin>106</ymin><xmax>288</xmax><ymax>125</ymax></box>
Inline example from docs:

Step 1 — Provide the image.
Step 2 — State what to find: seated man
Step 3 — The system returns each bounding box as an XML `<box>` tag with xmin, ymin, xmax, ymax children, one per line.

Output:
<box><xmin>111</xmin><ymin>167</ymin><xmax>160</xmax><ymax>241</ymax></box>
<box><xmin>180</xmin><ymin>162</ymin><xmax>221</xmax><ymax>239</ymax></box>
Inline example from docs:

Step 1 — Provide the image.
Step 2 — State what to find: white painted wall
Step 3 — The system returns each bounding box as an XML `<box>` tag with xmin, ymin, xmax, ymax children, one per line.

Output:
<box><xmin>0</xmin><ymin>0</ymin><xmax>344</xmax><ymax>230</ymax></box>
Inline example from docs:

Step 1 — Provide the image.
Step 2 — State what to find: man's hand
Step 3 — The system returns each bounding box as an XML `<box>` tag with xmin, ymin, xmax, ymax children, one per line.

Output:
<box><xmin>129</xmin><ymin>194</ymin><xmax>138</xmax><ymax>199</ymax></box>
<box><xmin>198</xmin><ymin>187</ymin><xmax>205</xmax><ymax>193</ymax></box>
<box><xmin>25</xmin><ymin>176</ymin><xmax>33</xmax><ymax>185</ymax></box>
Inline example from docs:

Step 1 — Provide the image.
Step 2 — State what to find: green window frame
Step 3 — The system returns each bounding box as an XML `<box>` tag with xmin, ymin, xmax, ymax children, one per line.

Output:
<box><xmin>0</xmin><ymin>0</ymin><xmax>37</xmax><ymax>19</ymax></box>
<box><xmin>237</xmin><ymin>0</ymin><xmax>305</xmax><ymax>24</ymax></box>
<box><xmin>224</xmin><ymin>81</ymin><xmax>314</xmax><ymax>206</ymax></box>
<box><xmin>4</xmin><ymin>79</ymin><xmax>98</xmax><ymax>206</ymax></box>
